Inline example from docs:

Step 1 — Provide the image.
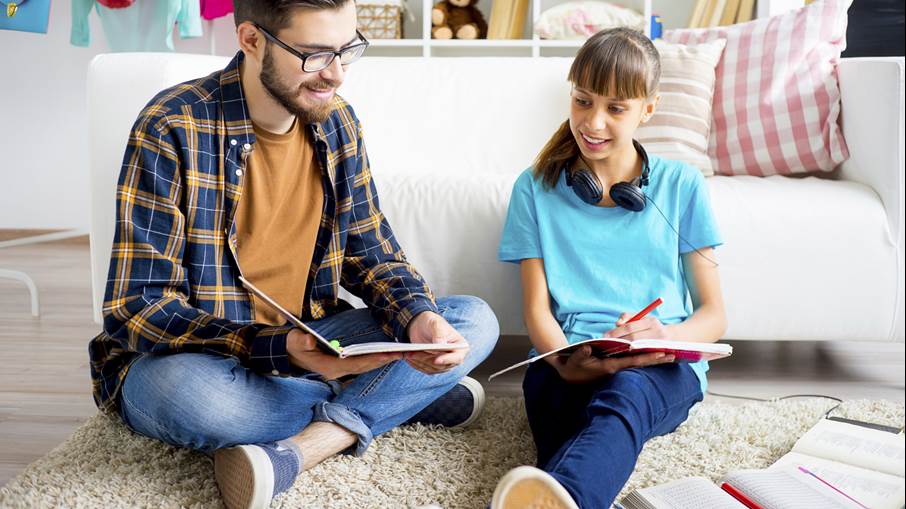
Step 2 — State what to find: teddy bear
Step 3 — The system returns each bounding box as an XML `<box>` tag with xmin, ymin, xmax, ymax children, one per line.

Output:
<box><xmin>431</xmin><ymin>0</ymin><xmax>488</xmax><ymax>40</ymax></box>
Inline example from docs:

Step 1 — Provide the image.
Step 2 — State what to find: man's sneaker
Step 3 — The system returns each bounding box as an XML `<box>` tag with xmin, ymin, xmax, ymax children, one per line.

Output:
<box><xmin>213</xmin><ymin>440</ymin><xmax>302</xmax><ymax>509</ymax></box>
<box><xmin>491</xmin><ymin>466</ymin><xmax>579</xmax><ymax>509</ymax></box>
<box><xmin>405</xmin><ymin>376</ymin><xmax>485</xmax><ymax>429</ymax></box>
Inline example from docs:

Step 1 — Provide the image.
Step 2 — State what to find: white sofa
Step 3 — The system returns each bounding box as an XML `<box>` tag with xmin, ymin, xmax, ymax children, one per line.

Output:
<box><xmin>88</xmin><ymin>54</ymin><xmax>905</xmax><ymax>342</ymax></box>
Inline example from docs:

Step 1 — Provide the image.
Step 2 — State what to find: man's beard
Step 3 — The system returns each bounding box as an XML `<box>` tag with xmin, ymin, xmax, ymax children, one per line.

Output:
<box><xmin>260</xmin><ymin>45</ymin><xmax>337</xmax><ymax>124</ymax></box>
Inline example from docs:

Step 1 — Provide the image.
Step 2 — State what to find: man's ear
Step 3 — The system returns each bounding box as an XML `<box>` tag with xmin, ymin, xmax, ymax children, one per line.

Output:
<box><xmin>237</xmin><ymin>22</ymin><xmax>265</xmax><ymax>63</ymax></box>
<box><xmin>641</xmin><ymin>94</ymin><xmax>661</xmax><ymax>123</ymax></box>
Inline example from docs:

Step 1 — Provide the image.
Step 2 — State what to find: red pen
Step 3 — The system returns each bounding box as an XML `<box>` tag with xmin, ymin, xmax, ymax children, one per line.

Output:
<box><xmin>627</xmin><ymin>297</ymin><xmax>663</xmax><ymax>323</ymax></box>
<box><xmin>721</xmin><ymin>482</ymin><xmax>765</xmax><ymax>509</ymax></box>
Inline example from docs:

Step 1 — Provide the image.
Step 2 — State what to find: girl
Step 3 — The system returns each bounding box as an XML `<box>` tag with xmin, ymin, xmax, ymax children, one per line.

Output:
<box><xmin>491</xmin><ymin>27</ymin><xmax>727</xmax><ymax>509</ymax></box>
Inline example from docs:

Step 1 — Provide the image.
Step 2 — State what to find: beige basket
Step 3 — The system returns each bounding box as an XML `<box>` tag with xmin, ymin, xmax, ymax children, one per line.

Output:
<box><xmin>357</xmin><ymin>4</ymin><xmax>404</xmax><ymax>39</ymax></box>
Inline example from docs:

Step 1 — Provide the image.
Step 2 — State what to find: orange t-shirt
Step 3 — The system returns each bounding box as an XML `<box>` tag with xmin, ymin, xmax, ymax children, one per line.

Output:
<box><xmin>234</xmin><ymin>119</ymin><xmax>324</xmax><ymax>325</ymax></box>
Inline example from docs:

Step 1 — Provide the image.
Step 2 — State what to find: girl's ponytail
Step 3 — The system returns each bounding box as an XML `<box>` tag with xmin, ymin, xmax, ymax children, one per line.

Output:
<box><xmin>533</xmin><ymin>120</ymin><xmax>578</xmax><ymax>189</ymax></box>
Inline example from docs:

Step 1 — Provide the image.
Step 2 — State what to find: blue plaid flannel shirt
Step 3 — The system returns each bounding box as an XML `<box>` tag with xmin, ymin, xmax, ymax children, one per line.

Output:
<box><xmin>89</xmin><ymin>52</ymin><xmax>437</xmax><ymax>413</ymax></box>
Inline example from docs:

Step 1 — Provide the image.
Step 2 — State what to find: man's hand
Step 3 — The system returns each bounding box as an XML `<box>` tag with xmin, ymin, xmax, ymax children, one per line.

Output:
<box><xmin>405</xmin><ymin>311</ymin><xmax>470</xmax><ymax>375</ymax></box>
<box><xmin>549</xmin><ymin>345</ymin><xmax>675</xmax><ymax>384</ymax></box>
<box><xmin>286</xmin><ymin>329</ymin><xmax>402</xmax><ymax>381</ymax></box>
<box><xmin>603</xmin><ymin>314</ymin><xmax>674</xmax><ymax>341</ymax></box>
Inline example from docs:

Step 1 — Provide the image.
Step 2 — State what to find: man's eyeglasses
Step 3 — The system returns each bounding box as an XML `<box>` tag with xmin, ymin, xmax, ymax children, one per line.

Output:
<box><xmin>254</xmin><ymin>24</ymin><xmax>369</xmax><ymax>73</ymax></box>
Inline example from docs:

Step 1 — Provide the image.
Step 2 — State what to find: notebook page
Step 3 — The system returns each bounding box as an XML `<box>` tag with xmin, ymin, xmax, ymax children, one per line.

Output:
<box><xmin>722</xmin><ymin>468</ymin><xmax>865</xmax><ymax>509</ymax></box>
<box><xmin>623</xmin><ymin>477</ymin><xmax>744</xmax><ymax>509</ymax></box>
<box><xmin>772</xmin><ymin>451</ymin><xmax>905</xmax><ymax>509</ymax></box>
<box><xmin>792</xmin><ymin>418</ymin><xmax>905</xmax><ymax>477</ymax></box>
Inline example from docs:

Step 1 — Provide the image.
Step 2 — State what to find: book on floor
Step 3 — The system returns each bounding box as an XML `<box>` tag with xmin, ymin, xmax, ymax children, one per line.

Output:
<box><xmin>487</xmin><ymin>337</ymin><xmax>732</xmax><ymax>381</ymax></box>
<box><xmin>769</xmin><ymin>417</ymin><xmax>906</xmax><ymax>509</ymax></box>
<box><xmin>620</xmin><ymin>466</ymin><xmax>869</xmax><ymax>509</ymax></box>
<box><xmin>238</xmin><ymin>276</ymin><xmax>467</xmax><ymax>358</ymax></box>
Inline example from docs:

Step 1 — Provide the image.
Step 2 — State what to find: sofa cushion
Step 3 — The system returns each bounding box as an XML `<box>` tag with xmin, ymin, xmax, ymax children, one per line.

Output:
<box><xmin>664</xmin><ymin>0</ymin><xmax>851</xmax><ymax>177</ymax></box>
<box><xmin>371</xmin><ymin>171</ymin><xmax>897</xmax><ymax>340</ymax></box>
<box><xmin>638</xmin><ymin>38</ymin><xmax>726</xmax><ymax>177</ymax></box>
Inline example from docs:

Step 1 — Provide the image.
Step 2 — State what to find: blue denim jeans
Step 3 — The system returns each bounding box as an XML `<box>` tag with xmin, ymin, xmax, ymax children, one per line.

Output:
<box><xmin>117</xmin><ymin>295</ymin><xmax>499</xmax><ymax>455</ymax></box>
<box><xmin>522</xmin><ymin>360</ymin><xmax>703</xmax><ymax>509</ymax></box>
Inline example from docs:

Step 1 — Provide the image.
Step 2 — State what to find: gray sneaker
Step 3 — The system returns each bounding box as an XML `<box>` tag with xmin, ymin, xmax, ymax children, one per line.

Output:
<box><xmin>214</xmin><ymin>440</ymin><xmax>302</xmax><ymax>509</ymax></box>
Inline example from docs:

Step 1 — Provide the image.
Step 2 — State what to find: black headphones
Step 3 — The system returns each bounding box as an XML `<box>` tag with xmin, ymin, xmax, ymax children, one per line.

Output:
<box><xmin>565</xmin><ymin>139</ymin><xmax>650</xmax><ymax>212</ymax></box>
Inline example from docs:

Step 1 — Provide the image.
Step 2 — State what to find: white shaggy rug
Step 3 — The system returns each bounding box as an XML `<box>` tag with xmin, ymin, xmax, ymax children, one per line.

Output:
<box><xmin>1</xmin><ymin>397</ymin><xmax>902</xmax><ymax>509</ymax></box>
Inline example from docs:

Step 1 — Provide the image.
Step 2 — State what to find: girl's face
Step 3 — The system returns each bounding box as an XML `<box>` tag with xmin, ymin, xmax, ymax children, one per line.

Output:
<box><xmin>569</xmin><ymin>86</ymin><xmax>658</xmax><ymax>163</ymax></box>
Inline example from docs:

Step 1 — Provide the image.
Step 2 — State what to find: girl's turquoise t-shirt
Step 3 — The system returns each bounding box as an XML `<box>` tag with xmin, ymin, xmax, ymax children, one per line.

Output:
<box><xmin>498</xmin><ymin>155</ymin><xmax>723</xmax><ymax>392</ymax></box>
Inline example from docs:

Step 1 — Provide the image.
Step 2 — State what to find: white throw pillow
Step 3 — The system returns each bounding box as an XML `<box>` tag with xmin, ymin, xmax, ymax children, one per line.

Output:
<box><xmin>534</xmin><ymin>1</ymin><xmax>644</xmax><ymax>40</ymax></box>
<box><xmin>636</xmin><ymin>38</ymin><xmax>727</xmax><ymax>177</ymax></box>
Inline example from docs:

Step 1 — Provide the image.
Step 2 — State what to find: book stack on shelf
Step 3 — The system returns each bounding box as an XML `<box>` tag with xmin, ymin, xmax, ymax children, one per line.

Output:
<box><xmin>687</xmin><ymin>0</ymin><xmax>756</xmax><ymax>27</ymax></box>
<box><xmin>487</xmin><ymin>0</ymin><xmax>530</xmax><ymax>38</ymax></box>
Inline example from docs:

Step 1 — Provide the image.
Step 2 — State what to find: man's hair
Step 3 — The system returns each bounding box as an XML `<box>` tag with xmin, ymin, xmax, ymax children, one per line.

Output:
<box><xmin>233</xmin><ymin>0</ymin><xmax>352</xmax><ymax>31</ymax></box>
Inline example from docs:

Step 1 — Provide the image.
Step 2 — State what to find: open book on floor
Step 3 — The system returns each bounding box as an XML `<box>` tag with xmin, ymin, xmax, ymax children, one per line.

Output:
<box><xmin>769</xmin><ymin>417</ymin><xmax>905</xmax><ymax>509</ymax></box>
<box><xmin>238</xmin><ymin>276</ymin><xmax>466</xmax><ymax>358</ymax></box>
<box><xmin>487</xmin><ymin>338</ymin><xmax>732</xmax><ymax>381</ymax></box>
<box><xmin>619</xmin><ymin>466</ymin><xmax>869</xmax><ymax>509</ymax></box>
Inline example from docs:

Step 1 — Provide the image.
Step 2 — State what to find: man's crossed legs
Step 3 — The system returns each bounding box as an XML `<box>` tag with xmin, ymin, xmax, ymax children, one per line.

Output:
<box><xmin>116</xmin><ymin>296</ymin><xmax>499</xmax><ymax>509</ymax></box>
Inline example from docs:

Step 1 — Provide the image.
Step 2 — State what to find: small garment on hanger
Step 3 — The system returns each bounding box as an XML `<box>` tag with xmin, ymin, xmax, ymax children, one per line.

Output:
<box><xmin>200</xmin><ymin>0</ymin><xmax>232</xmax><ymax>20</ymax></box>
<box><xmin>0</xmin><ymin>0</ymin><xmax>52</xmax><ymax>33</ymax></box>
<box><xmin>71</xmin><ymin>0</ymin><xmax>203</xmax><ymax>51</ymax></box>
<box><xmin>96</xmin><ymin>0</ymin><xmax>134</xmax><ymax>7</ymax></box>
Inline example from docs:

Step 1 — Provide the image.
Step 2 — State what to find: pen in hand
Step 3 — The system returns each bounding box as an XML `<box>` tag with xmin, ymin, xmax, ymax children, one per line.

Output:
<box><xmin>626</xmin><ymin>297</ymin><xmax>663</xmax><ymax>324</ymax></box>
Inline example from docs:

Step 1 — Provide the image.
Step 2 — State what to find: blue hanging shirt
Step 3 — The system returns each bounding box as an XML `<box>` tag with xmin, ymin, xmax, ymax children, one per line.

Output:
<box><xmin>71</xmin><ymin>0</ymin><xmax>202</xmax><ymax>52</ymax></box>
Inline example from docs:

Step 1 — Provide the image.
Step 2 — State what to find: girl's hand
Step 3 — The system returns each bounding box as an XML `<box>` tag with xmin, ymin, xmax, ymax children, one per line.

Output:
<box><xmin>604</xmin><ymin>314</ymin><xmax>673</xmax><ymax>341</ymax></box>
<box><xmin>550</xmin><ymin>345</ymin><xmax>675</xmax><ymax>384</ymax></box>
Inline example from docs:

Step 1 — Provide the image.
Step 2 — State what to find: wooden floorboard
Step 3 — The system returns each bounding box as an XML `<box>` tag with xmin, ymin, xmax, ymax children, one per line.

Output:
<box><xmin>1</xmin><ymin>231</ymin><xmax>903</xmax><ymax>488</ymax></box>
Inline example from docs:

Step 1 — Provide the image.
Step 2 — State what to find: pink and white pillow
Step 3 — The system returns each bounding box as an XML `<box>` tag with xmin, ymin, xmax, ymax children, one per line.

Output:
<box><xmin>663</xmin><ymin>0</ymin><xmax>851</xmax><ymax>176</ymax></box>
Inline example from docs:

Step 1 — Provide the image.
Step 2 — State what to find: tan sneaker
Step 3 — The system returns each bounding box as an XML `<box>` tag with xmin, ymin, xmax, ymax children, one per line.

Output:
<box><xmin>491</xmin><ymin>466</ymin><xmax>579</xmax><ymax>509</ymax></box>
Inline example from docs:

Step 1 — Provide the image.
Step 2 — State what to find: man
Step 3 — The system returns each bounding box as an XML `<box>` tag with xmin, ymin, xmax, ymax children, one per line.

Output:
<box><xmin>87</xmin><ymin>1</ymin><xmax>499</xmax><ymax>508</ymax></box>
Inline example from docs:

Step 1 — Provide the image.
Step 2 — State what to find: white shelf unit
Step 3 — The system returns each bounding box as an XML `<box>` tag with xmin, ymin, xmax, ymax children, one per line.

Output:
<box><xmin>364</xmin><ymin>0</ymin><xmax>658</xmax><ymax>57</ymax></box>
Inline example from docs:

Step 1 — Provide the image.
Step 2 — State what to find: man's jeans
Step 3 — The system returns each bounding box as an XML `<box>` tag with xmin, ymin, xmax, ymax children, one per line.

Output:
<box><xmin>522</xmin><ymin>360</ymin><xmax>703</xmax><ymax>509</ymax></box>
<box><xmin>118</xmin><ymin>295</ymin><xmax>499</xmax><ymax>455</ymax></box>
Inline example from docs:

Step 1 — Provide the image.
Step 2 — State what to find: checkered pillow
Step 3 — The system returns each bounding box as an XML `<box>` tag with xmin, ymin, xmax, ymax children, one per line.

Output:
<box><xmin>663</xmin><ymin>0</ymin><xmax>851</xmax><ymax>176</ymax></box>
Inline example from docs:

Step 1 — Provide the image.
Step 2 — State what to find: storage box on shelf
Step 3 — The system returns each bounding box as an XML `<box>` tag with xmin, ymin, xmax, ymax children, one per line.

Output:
<box><xmin>357</xmin><ymin>1</ymin><xmax>406</xmax><ymax>39</ymax></box>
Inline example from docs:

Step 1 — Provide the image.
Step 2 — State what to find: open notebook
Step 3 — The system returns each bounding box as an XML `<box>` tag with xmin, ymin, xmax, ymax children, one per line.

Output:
<box><xmin>769</xmin><ymin>417</ymin><xmax>905</xmax><ymax>509</ymax></box>
<box><xmin>238</xmin><ymin>276</ymin><xmax>466</xmax><ymax>358</ymax></box>
<box><xmin>487</xmin><ymin>337</ymin><xmax>732</xmax><ymax>381</ymax></box>
<box><xmin>620</xmin><ymin>418</ymin><xmax>905</xmax><ymax>509</ymax></box>
<box><xmin>620</xmin><ymin>467</ymin><xmax>867</xmax><ymax>509</ymax></box>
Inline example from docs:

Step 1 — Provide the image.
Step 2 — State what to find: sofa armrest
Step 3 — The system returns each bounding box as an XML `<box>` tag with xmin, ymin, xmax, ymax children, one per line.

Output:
<box><xmin>837</xmin><ymin>57</ymin><xmax>904</xmax><ymax>247</ymax></box>
<box><xmin>837</xmin><ymin>57</ymin><xmax>905</xmax><ymax>342</ymax></box>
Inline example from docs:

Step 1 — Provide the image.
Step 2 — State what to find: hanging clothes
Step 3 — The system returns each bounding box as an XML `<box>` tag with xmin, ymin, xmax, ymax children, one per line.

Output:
<box><xmin>0</xmin><ymin>0</ymin><xmax>52</xmax><ymax>34</ymax></box>
<box><xmin>200</xmin><ymin>0</ymin><xmax>232</xmax><ymax>20</ymax></box>
<box><xmin>71</xmin><ymin>0</ymin><xmax>203</xmax><ymax>52</ymax></box>
<box><xmin>96</xmin><ymin>0</ymin><xmax>134</xmax><ymax>7</ymax></box>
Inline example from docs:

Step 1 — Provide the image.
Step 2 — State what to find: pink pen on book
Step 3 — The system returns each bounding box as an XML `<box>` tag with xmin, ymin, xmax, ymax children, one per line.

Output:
<box><xmin>798</xmin><ymin>466</ymin><xmax>870</xmax><ymax>509</ymax></box>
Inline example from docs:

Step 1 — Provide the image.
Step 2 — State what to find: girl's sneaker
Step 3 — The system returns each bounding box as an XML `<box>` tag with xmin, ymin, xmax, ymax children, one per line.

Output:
<box><xmin>491</xmin><ymin>466</ymin><xmax>579</xmax><ymax>509</ymax></box>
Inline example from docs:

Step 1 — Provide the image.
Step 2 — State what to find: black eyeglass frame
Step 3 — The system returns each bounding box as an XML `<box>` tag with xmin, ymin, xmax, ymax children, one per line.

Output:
<box><xmin>254</xmin><ymin>23</ymin><xmax>370</xmax><ymax>73</ymax></box>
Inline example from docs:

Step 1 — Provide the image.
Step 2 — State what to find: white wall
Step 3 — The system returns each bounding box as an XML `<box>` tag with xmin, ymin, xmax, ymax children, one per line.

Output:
<box><xmin>0</xmin><ymin>1</ymin><xmax>240</xmax><ymax>230</ymax></box>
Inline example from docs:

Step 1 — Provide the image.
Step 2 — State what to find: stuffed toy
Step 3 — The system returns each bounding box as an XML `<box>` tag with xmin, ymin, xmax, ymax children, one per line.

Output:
<box><xmin>431</xmin><ymin>0</ymin><xmax>487</xmax><ymax>39</ymax></box>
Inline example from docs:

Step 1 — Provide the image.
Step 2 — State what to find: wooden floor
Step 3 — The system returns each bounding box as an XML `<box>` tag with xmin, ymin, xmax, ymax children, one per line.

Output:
<box><xmin>1</xmin><ymin>232</ymin><xmax>903</xmax><ymax>488</ymax></box>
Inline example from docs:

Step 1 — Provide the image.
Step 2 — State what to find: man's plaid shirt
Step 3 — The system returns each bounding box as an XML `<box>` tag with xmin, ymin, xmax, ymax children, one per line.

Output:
<box><xmin>89</xmin><ymin>52</ymin><xmax>437</xmax><ymax>413</ymax></box>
